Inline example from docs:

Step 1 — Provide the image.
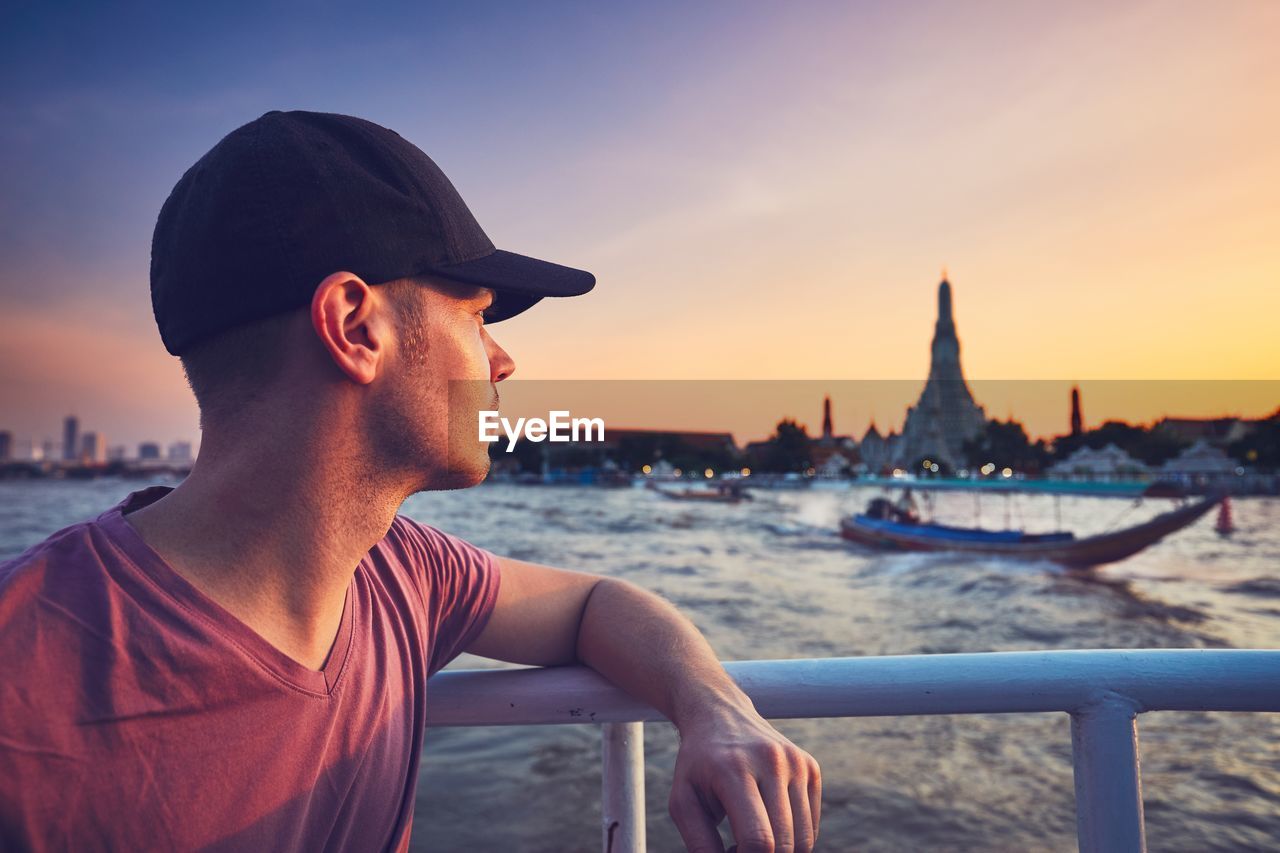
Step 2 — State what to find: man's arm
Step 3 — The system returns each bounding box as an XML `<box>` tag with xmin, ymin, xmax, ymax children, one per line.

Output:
<box><xmin>465</xmin><ymin>556</ymin><xmax>821</xmax><ymax>853</ymax></box>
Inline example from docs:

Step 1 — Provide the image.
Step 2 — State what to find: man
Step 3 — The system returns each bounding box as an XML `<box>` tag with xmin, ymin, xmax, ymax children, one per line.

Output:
<box><xmin>0</xmin><ymin>112</ymin><xmax>820</xmax><ymax>852</ymax></box>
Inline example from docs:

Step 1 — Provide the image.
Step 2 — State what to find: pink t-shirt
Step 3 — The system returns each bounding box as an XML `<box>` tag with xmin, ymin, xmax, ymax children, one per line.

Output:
<box><xmin>0</xmin><ymin>486</ymin><xmax>501</xmax><ymax>852</ymax></box>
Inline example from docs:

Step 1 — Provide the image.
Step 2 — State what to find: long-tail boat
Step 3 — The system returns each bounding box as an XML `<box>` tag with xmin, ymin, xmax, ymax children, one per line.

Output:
<box><xmin>839</xmin><ymin>495</ymin><xmax>1220</xmax><ymax>569</ymax></box>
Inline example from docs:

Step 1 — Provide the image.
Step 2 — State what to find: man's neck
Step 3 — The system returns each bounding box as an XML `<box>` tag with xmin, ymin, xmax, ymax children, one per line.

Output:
<box><xmin>125</xmin><ymin>440</ymin><xmax>405</xmax><ymax>671</ymax></box>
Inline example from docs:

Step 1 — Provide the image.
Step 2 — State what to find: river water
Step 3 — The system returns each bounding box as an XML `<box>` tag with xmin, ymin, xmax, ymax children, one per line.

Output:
<box><xmin>3</xmin><ymin>478</ymin><xmax>1278</xmax><ymax>851</ymax></box>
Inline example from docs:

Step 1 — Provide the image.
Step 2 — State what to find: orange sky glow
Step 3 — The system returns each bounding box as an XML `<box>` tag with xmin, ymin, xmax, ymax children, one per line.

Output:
<box><xmin>2</xmin><ymin>2</ymin><xmax>1277</xmax><ymax>450</ymax></box>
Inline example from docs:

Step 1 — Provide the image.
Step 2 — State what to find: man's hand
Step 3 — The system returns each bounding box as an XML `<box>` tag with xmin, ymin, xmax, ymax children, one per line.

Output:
<box><xmin>669</xmin><ymin>706</ymin><xmax>821</xmax><ymax>853</ymax></box>
<box><xmin>467</xmin><ymin>558</ymin><xmax>822</xmax><ymax>851</ymax></box>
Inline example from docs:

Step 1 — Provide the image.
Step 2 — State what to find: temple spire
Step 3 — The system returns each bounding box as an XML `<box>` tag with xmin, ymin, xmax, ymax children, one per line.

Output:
<box><xmin>937</xmin><ymin>273</ymin><xmax>954</xmax><ymax>328</ymax></box>
<box><xmin>930</xmin><ymin>272</ymin><xmax>960</xmax><ymax>375</ymax></box>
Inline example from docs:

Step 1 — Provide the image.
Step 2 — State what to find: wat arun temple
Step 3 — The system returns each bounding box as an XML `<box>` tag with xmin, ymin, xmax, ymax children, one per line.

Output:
<box><xmin>857</xmin><ymin>275</ymin><xmax>988</xmax><ymax>473</ymax></box>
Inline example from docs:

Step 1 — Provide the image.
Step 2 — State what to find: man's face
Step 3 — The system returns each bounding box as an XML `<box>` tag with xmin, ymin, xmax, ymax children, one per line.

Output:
<box><xmin>367</xmin><ymin>278</ymin><xmax>514</xmax><ymax>492</ymax></box>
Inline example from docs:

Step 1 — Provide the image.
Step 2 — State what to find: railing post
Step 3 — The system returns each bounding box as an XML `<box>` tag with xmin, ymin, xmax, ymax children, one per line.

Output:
<box><xmin>1070</xmin><ymin>697</ymin><xmax>1146</xmax><ymax>853</ymax></box>
<box><xmin>601</xmin><ymin>722</ymin><xmax>646</xmax><ymax>853</ymax></box>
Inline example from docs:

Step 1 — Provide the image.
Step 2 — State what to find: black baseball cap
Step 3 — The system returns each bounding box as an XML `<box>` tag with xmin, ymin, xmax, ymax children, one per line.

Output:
<box><xmin>150</xmin><ymin>110</ymin><xmax>595</xmax><ymax>356</ymax></box>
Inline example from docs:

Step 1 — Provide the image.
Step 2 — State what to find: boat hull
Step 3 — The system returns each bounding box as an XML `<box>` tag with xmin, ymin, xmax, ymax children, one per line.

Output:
<box><xmin>656</xmin><ymin>488</ymin><xmax>748</xmax><ymax>504</ymax></box>
<box><xmin>839</xmin><ymin>497</ymin><xmax>1220</xmax><ymax>568</ymax></box>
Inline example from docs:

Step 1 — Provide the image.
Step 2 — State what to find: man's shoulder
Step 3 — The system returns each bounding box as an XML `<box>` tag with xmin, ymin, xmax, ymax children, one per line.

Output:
<box><xmin>0</xmin><ymin>517</ymin><xmax>109</xmax><ymax>604</ymax></box>
<box><xmin>0</xmin><ymin>517</ymin><xmax>125</xmax><ymax>710</ymax></box>
<box><xmin>369</xmin><ymin>516</ymin><xmax>498</xmax><ymax>600</ymax></box>
<box><xmin>376</xmin><ymin>516</ymin><xmax>502</xmax><ymax>675</ymax></box>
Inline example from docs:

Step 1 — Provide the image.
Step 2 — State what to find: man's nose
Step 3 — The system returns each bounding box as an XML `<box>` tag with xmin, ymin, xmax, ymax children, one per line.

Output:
<box><xmin>485</xmin><ymin>329</ymin><xmax>516</xmax><ymax>383</ymax></box>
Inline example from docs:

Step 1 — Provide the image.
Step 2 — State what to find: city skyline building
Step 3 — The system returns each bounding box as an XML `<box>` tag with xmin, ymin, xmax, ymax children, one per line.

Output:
<box><xmin>10</xmin><ymin>437</ymin><xmax>42</xmax><ymax>462</ymax></box>
<box><xmin>62</xmin><ymin>416</ymin><xmax>79</xmax><ymax>462</ymax></box>
<box><xmin>167</xmin><ymin>441</ymin><xmax>194</xmax><ymax>465</ymax></box>
<box><xmin>80</xmin><ymin>432</ymin><xmax>106</xmax><ymax>464</ymax></box>
<box><xmin>0</xmin><ymin>413</ymin><xmax>199</xmax><ymax>466</ymax></box>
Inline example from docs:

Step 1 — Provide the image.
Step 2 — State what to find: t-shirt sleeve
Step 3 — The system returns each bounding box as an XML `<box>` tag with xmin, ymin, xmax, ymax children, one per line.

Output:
<box><xmin>385</xmin><ymin>516</ymin><xmax>502</xmax><ymax>676</ymax></box>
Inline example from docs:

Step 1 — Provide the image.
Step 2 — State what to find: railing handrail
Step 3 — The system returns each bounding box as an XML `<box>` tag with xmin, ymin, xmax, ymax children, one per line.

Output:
<box><xmin>423</xmin><ymin>649</ymin><xmax>1280</xmax><ymax>853</ymax></box>
<box><xmin>426</xmin><ymin>648</ymin><xmax>1280</xmax><ymax>727</ymax></box>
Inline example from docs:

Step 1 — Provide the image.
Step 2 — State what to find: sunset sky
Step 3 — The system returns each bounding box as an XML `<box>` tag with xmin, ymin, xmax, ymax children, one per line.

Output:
<box><xmin>2</xmin><ymin>1</ymin><xmax>1278</xmax><ymax>450</ymax></box>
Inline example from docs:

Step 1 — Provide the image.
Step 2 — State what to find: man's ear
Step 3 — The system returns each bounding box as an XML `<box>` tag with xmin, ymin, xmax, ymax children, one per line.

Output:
<box><xmin>310</xmin><ymin>272</ymin><xmax>388</xmax><ymax>385</ymax></box>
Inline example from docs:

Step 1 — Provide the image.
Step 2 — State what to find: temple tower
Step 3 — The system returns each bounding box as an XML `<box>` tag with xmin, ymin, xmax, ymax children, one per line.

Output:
<box><xmin>895</xmin><ymin>273</ymin><xmax>987</xmax><ymax>470</ymax></box>
<box><xmin>821</xmin><ymin>395</ymin><xmax>833</xmax><ymax>441</ymax></box>
<box><xmin>1070</xmin><ymin>385</ymin><xmax>1083</xmax><ymax>436</ymax></box>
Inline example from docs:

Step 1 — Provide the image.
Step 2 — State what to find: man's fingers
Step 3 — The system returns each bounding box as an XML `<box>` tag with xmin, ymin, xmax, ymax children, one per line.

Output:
<box><xmin>714</xmin><ymin>777</ymin><xmax>778</xmax><ymax>853</ymax></box>
<box><xmin>787</xmin><ymin>777</ymin><xmax>815</xmax><ymax>853</ymax></box>
<box><xmin>758</xmin><ymin>776</ymin><xmax>798</xmax><ymax>853</ymax></box>
<box><xmin>669</xmin><ymin>784</ymin><xmax>726</xmax><ymax>853</ymax></box>
<box><xmin>807</xmin><ymin>761</ymin><xmax>822</xmax><ymax>842</ymax></box>
<box><xmin>668</xmin><ymin>727</ymin><xmax>821</xmax><ymax>853</ymax></box>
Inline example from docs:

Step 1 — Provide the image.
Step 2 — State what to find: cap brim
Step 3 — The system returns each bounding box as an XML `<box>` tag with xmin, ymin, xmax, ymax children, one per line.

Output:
<box><xmin>426</xmin><ymin>249</ymin><xmax>595</xmax><ymax>323</ymax></box>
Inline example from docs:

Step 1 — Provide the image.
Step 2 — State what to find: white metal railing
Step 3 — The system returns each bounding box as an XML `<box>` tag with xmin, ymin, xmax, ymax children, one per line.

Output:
<box><xmin>425</xmin><ymin>649</ymin><xmax>1280</xmax><ymax>853</ymax></box>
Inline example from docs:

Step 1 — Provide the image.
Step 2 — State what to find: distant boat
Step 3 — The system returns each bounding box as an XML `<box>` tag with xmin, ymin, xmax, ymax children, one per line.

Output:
<box><xmin>839</xmin><ymin>495</ymin><xmax>1221</xmax><ymax>569</ymax></box>
<box><xmin>651</xmin><ymin>482</ymin><xmax>752</xmax><ymax>504</ymax></box>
